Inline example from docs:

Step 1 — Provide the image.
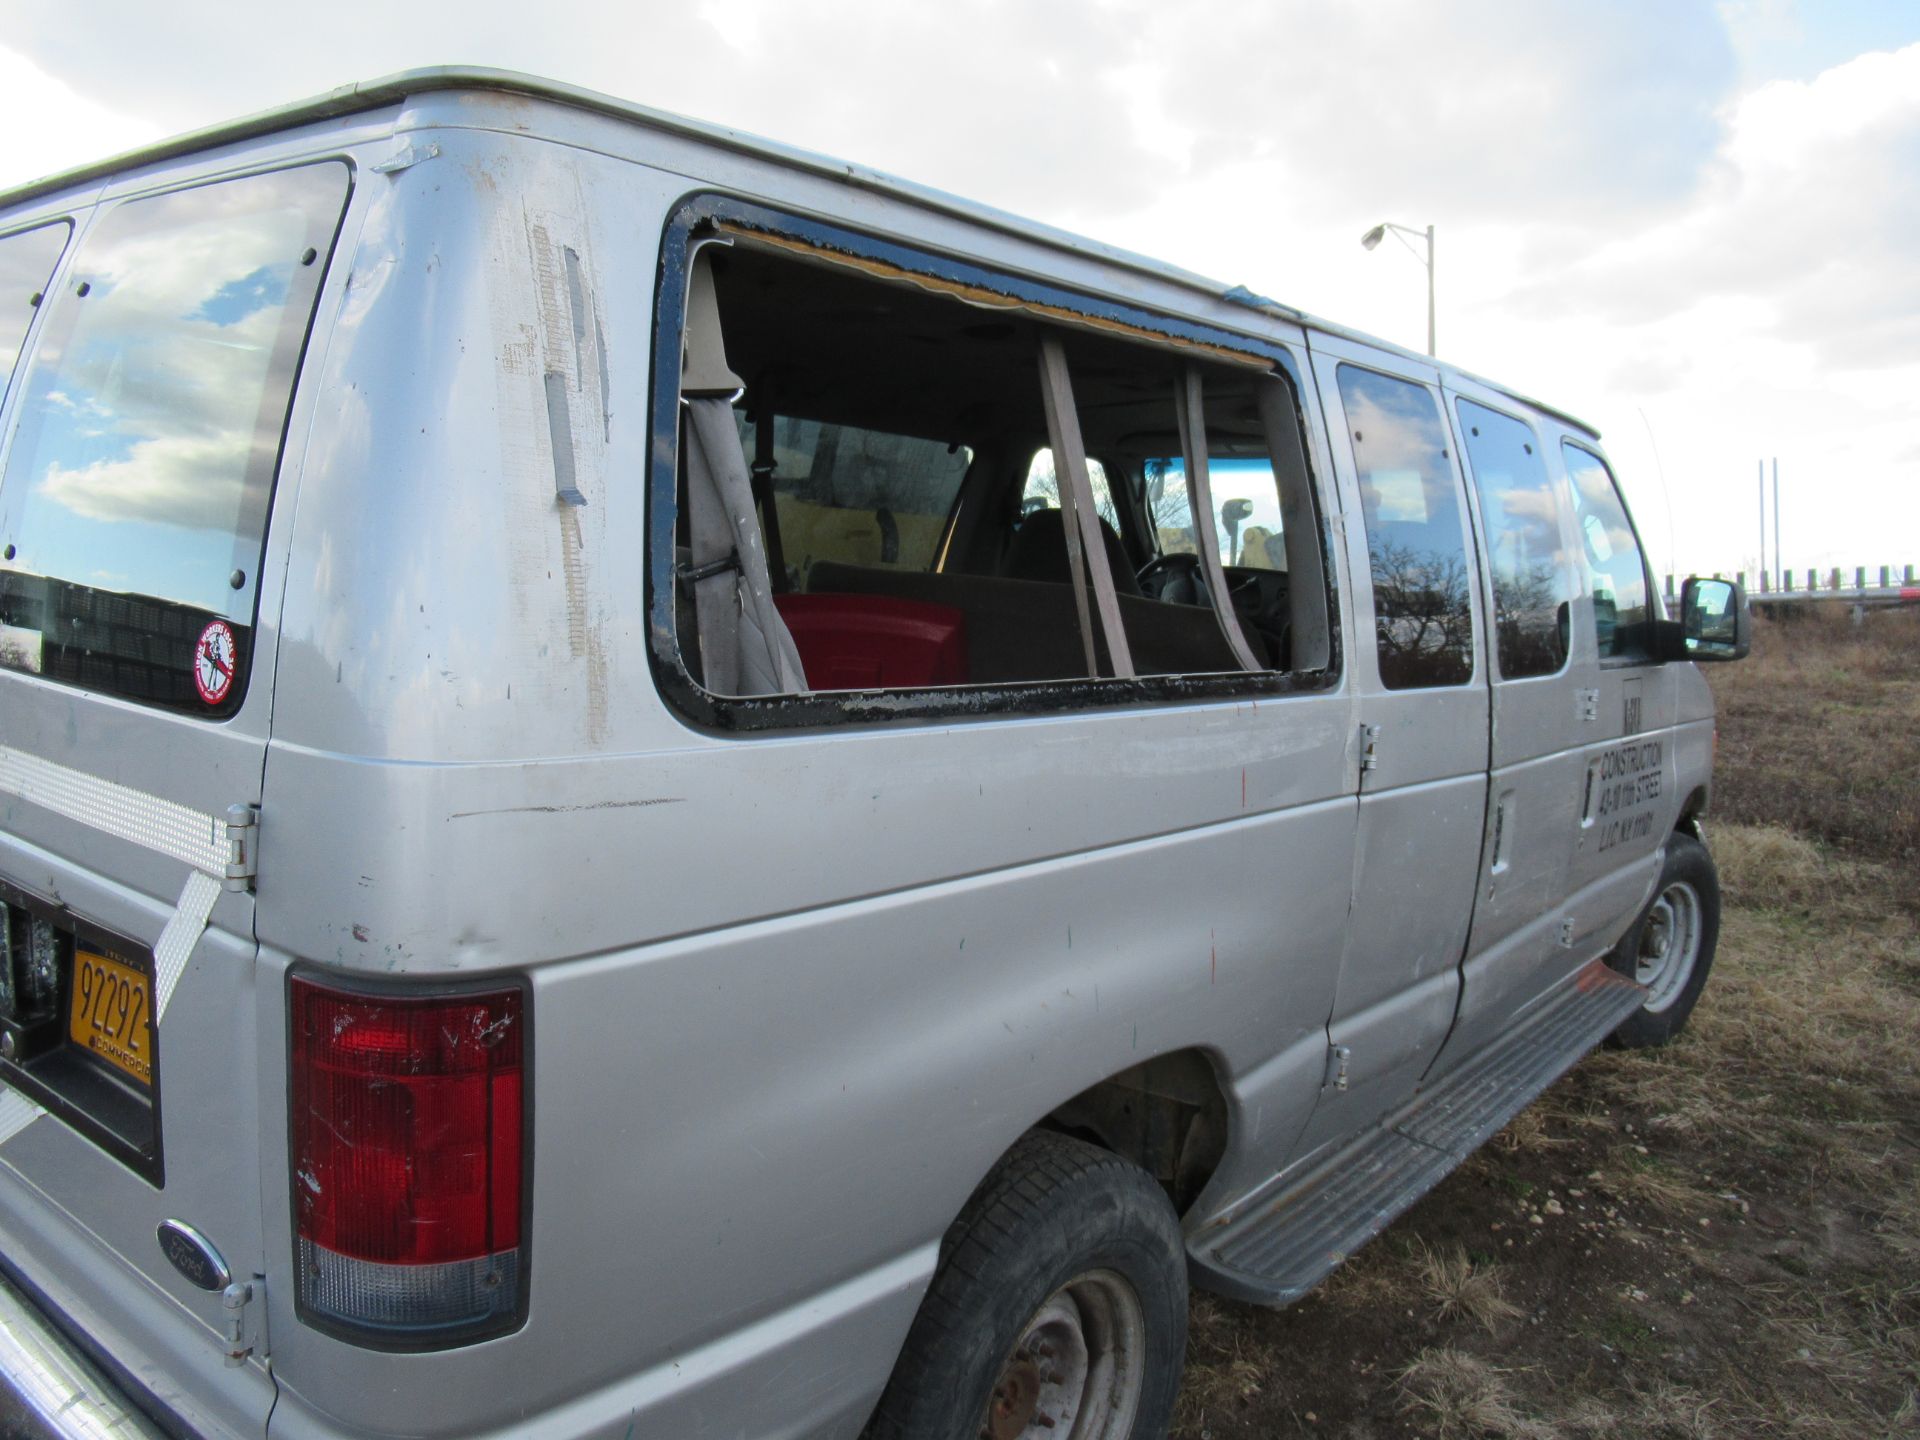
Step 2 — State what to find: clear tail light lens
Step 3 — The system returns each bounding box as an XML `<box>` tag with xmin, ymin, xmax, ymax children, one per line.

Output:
<box><xmin>289</xmin><ymin>974</ymin><xmax>527</xmax><ymax>1349</ymax></box>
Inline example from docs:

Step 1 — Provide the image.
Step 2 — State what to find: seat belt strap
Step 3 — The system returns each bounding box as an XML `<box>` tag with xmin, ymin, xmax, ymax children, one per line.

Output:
<box><xmin>1038</xmin><ymin>336</ymin><xmax>1134</xmax><ymax>680</ymax></box>
<box><xmin>752</xmin><ymin>412</ymin><xmax>789</xmax><ymax>592</ymax></box>
<box><xmin>1175</xmin><ymin>367</ymin><xmax>1264</xmax><ymax>672</ymax></box>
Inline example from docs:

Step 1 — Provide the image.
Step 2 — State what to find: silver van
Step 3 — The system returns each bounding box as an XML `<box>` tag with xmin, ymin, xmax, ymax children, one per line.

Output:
<box><xmin>0</xmin><ymin>68</ymin><xmax>1749</xmax><ymax>1440</ymax></box>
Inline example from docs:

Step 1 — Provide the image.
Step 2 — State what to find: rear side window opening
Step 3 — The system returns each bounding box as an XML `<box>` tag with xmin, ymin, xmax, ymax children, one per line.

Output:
<box><xmin>648</xmin><ymin>196</ymin><xmax>1339</xmax><ymax>733</ymax></box>
<box><xmin>0</xmin><ymin>163</ymin><xmax>351</xmax><ymax>716</ymax></box>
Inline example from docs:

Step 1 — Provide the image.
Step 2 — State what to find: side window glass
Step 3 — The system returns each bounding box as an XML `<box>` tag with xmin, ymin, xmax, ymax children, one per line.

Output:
<box><xmin>737</xmin><ymin>411</ymin><xmax>971</xmax><ymax>590</ymax></box>
<box><xmin>1561</xmin><ymin>443</ymin><xmax>1651</xmax><ymax>659</ymax></box>
<box><xmin>1337</xmin><ymin>364</ymin><xmax>1474</xmax><ymax>689</ymax></box>
<box><xmin>1145</xmin><ymin>457</ymin><xmax>1287</xmax><ymax>571</ymax></box>
<box><xmin>0</xmin><ymin>222</ymin><xmax>71</xmax><ymax>406</ymax></box>
<box><xmin>1456</xmin><ymin>399</ymin><xmax>1572</xmax><ymax>679</ymax></box>
<box><xmin>1022</xmin><ymin>448</ymin><xmax>1116</xmax><ymax>532</ymax></box>
<box><xmin>0</xmin><ymin>165</ymin><xmax>351</xmax><ymax>714</ymax></box>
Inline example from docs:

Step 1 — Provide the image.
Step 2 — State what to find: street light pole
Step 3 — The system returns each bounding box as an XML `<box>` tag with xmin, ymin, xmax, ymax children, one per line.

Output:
<box><xmin>1425</xmin><ymin>223</ymin><xmax>1435</xmax><ymax>359</ymax></box>
<box><xmin>1361</xmin><ymin>220</ymin><xmax>1436</xmax><ymax>357</ymax></box>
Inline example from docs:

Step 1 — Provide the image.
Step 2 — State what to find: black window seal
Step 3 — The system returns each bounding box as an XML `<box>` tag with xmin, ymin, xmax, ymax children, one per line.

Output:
<box><xmin>646</xmin><ymin>192</ymin><xmax>1344</xmax><ymax>736</ymax></box>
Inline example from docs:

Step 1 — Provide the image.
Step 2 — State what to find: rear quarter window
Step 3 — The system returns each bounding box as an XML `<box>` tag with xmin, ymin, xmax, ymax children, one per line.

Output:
<box><xmin>0</xmin><ymin>163</ymin><xmax>350</xmax><ymax>715</ymax></box>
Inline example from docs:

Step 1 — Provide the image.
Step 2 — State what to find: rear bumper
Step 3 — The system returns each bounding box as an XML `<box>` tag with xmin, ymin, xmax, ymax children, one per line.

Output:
<box><xmin>0</xmin><ymin>1271</ymin><xmax>166</xmax><ymax>1439</ymax></box>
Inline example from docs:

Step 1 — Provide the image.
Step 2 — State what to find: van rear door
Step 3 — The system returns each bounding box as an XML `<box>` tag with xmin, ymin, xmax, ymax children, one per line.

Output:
<box><xmin>0</xmin><ymin>163</ymin><xmax>350</xmax><ymax>1437</ymax></box>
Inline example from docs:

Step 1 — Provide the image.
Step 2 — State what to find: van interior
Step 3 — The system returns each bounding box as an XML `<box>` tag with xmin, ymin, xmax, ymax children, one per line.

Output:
<box><xmin>674</xmin><ymin>233</ymin><xmax>1331</xmax><ymax>696</ymax></box>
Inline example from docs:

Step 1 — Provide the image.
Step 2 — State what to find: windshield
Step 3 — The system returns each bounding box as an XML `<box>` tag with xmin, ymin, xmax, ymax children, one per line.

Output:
<box><xmin>1144</xmin><ymin>456</ymin><xmax>1286</xmax><ymax>570</ymax></box>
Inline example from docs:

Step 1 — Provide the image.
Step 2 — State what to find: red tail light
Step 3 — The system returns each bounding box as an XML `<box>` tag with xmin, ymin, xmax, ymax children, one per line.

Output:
<box><xmin>289</xmin><ymin>974</ymin><xmax>528</xmax><ymax>1348</ymax></box>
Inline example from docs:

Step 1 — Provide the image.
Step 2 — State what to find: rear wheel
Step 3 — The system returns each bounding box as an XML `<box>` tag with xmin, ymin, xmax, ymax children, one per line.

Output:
<box><xmin>866</xmin><ymin>1131</ymin><xmax>1187</xmax><ymax>1440</ymax></box>
<box><xmin>1607</xmin><ymin>830</ymin><xmax>1720</xmax><ymax>1048</ymax></box>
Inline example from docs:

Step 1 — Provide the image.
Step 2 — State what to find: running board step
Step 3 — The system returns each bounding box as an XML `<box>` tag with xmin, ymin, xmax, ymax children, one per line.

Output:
<box><xmin>1189</xmin><ymin>960</ymin><xmax>1646</xmax><ymax>1306</ymax></box>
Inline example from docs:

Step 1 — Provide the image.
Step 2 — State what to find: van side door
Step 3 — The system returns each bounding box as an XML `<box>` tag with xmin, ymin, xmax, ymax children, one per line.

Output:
<box><xmin>1427</xmin><ymin>386</ymin><xmax>1588</xmax><ymax>1071</ymax></box>
<box><xmin>1293</xmin><ymin>338</ymin><xmax>1490</xmax><ymax>1153</ymax></box>
<box><xmin>1558</xmin><ymin>440</ymin><xmax>1677</xmax><ymax>950</ymax></box>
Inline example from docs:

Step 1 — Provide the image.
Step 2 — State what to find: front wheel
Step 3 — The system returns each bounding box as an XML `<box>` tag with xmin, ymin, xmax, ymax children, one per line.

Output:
<box><xmin>866</xmin><ymin>1131</ymin><xmax>1187</xmax><ymax>1440</ymax></box>
<box><xmin>1607</xmin><ymin>830</ymin><xmax>1721</xmax><ymax>1048</ymax></box>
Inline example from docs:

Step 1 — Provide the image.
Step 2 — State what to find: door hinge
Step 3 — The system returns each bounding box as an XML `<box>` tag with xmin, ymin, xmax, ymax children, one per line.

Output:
<box><xmin>221</xmin><ymin>1278</ymin><xmax>265</xmax><ymax>1366</ymax></box>
<box><xmin>1577</xmin><ymin>688</ymin><xmax>1600</xmax><ymax>723</ymax></box>
<box><xmin>1325</xmin><ymin>1044</ymin><xmax>1352</xmax><ymax>1092</ymax></box>
<box><xmin>223</xmin><ymin>805</ymin><xmax>257</xmax><ymax>893</ymax></box>
<box><xmin>1558</xmin><ymin>917</ymin><xmax>1576</xmax><ymax>948</ymax></box>
<box><xmin>1358</xmin><ymin>724</ymin><xmax>1382</xmax><ymax>774</ymax></box>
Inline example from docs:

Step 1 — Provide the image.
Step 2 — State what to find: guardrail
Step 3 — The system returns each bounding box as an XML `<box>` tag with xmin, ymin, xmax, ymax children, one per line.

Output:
<box><xmin>1665</xmin><ymin>565</ymin><xmax>1919</xmax><ymax>606</ymax></box>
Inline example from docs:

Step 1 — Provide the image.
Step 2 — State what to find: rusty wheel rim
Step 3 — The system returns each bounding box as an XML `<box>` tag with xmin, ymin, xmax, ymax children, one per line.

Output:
<box><xmin>980</xmin><ymin>1270</ymin><xmax>1144</xmax><ymax>1440</ymax></box>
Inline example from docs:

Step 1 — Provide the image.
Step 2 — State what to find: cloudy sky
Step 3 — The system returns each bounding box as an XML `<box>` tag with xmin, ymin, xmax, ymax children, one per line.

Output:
<box><xmin>2</xmin><ymin>0</ymin><xmax>1914</xmax><ymax>583</ymax></box>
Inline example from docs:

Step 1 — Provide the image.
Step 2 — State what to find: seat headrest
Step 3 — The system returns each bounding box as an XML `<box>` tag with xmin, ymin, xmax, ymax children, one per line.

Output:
<box><xmin>1003</xmin><ymin>509</ymin><xmax>1141</xmax><ymax>596</ymax></box>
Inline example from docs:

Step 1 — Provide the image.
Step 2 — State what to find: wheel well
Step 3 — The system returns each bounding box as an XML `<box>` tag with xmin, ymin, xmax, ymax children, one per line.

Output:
<box><xmin>1038</xmin><ymin>1049</ymin><xmax>1228</xmax><ymax>1217</ymax></box>
<box><xmin>1677</xmin><ymin>783</ymin><xmax>1709</xmax><ymax>839</ymax></box>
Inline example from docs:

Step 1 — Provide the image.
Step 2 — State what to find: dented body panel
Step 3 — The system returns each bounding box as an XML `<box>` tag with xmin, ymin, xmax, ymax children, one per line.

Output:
<box><xmin>0</xmin><ymin>73</ymin><xmax>1721</xmax><ymax>1440</ymax></box>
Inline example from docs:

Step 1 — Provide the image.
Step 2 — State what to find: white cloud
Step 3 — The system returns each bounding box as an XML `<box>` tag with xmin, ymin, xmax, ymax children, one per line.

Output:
<box><xmin>0</xmin><ymin>47</ymin><xmax>158</xmax><ymax>192</ymax></box>
<box><xmin>2</xmin><ymin>6</ymin><xmax>1915</xmax><ymax>581</ymax></box>
<box><xmin>39</xmin><ymin>430</ymin><xmax>249</xmax><ymax>531</ymax></box>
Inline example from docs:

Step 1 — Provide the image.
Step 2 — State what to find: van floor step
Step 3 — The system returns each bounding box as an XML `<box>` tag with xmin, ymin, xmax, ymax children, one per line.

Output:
<box><xmin>1189</xmin><ymin>960</ymin><xmax>1647</xmax><ymax>1306</ymax></box>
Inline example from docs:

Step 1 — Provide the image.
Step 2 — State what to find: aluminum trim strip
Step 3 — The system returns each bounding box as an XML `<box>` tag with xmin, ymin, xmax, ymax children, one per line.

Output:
<box><xmin>151</xmin><ymin>871</ymin><xmax>221</xmax><ymax>1022</ymax></box>
<box><xmin>0</xmin><ymin>1273</ymin><xmax>165</xmax><ymax>1439</ymax></box>
<box><xmin>0</xmin><ymin>747</ymin><xmax>226</xmax><ymax>876</ymax></box>
<box><xmin>0</xmin><ymin>1092</ymin><xmax>43</xmax><ymax>1148</ymax></box>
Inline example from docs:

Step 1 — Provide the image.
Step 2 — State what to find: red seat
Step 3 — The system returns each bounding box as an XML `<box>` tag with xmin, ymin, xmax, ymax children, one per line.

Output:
<box><xmin>773</xmin><ymin>592</ymin><xmax>969</xmax><ymax>690</ymax></box>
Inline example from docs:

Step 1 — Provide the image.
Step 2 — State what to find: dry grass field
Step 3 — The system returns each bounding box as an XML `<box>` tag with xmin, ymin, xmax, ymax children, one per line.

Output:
<box><xmin>1174</xmin><ymin>606</ymin><xmax>1920</xmax><ymax>1438</ymax></box>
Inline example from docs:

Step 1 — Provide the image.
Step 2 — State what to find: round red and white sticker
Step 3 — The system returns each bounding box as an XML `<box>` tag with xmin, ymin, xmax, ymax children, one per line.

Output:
<box><xmin>193</xmin><ymin>620</ymin><xmax>237</xmax><ymax>705</ymax></box>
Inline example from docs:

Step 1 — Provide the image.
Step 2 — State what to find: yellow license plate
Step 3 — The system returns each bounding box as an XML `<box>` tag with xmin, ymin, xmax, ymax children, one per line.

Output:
<box><xmin>67</xmin><ymin>948</ymin><xmax>153</xmax><ymax>1087</ymax></box>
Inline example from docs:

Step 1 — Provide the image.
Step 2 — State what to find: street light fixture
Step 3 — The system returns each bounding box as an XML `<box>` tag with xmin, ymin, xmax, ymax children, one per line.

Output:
<box><xmin>1360</xmin><ymin>221</ymin><xmax>1435</xmax><ymax>357</ymax></box>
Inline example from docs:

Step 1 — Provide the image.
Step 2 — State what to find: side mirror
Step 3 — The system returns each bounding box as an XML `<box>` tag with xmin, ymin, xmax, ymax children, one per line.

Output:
<box><xmin>1655</xmin><ymin>576</ymin><xmax>1749</xmax><ymax>662</ymax></box>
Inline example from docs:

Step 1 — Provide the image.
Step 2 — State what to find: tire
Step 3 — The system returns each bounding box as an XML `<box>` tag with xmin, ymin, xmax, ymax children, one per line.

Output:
<box><xmin>866</xmin><ymin>1131</ymin><xmax>1188</xmax><ymax>1440</ymax></box>
<box><xmin>1606</xmin><ymin>830</ymin><xmax>1721</xmax><ymax>1048</ymax></box>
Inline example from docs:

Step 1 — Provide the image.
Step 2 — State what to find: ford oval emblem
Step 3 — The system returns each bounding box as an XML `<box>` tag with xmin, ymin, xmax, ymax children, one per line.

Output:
<box><xmin>157</xmin><ymin>1219</ymin><xmax>231</xmax><ymax>1292</ymax></box>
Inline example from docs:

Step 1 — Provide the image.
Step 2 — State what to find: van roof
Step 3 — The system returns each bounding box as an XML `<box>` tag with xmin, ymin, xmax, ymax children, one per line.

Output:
<box><xmin>0</xmin><ymin>66</ymin><xmax>1599</xmax><ymax>440</ymax></box>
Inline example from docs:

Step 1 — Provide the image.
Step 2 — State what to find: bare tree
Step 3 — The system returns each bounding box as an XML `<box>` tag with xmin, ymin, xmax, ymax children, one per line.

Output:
<box><xmin>1368</xmin><ymin>539</ymin><xmax>1473</xmax><ymax>687</ymax></box>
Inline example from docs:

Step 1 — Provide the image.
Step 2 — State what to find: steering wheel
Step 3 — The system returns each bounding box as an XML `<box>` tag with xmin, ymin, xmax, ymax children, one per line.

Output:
<box><xmin>1136</xmin><ymin>552</ymin><xmax>1208</xmax><ymax>606</ymax></box>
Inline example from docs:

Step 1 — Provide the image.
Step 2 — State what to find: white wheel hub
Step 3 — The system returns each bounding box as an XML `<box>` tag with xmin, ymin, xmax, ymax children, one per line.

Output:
<box><xmin>1635</xmin><ymin>878</ymin><xmax>1703</xmax><ymax>1014</ymax></box>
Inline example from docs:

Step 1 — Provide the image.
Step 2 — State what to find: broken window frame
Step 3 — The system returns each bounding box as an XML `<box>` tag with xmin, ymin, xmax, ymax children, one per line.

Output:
<box><xmin>645</xmin><ymin>193</ymin><xmax>1343</xmax><ymax>735</ymax></box>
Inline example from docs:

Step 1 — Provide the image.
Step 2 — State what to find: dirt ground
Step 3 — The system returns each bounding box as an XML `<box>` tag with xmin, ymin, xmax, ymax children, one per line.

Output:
<box><xmin>1172</xmin><ymin>606</ymin><xmax>1920</xmax><ymax>1438</ymax></box>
